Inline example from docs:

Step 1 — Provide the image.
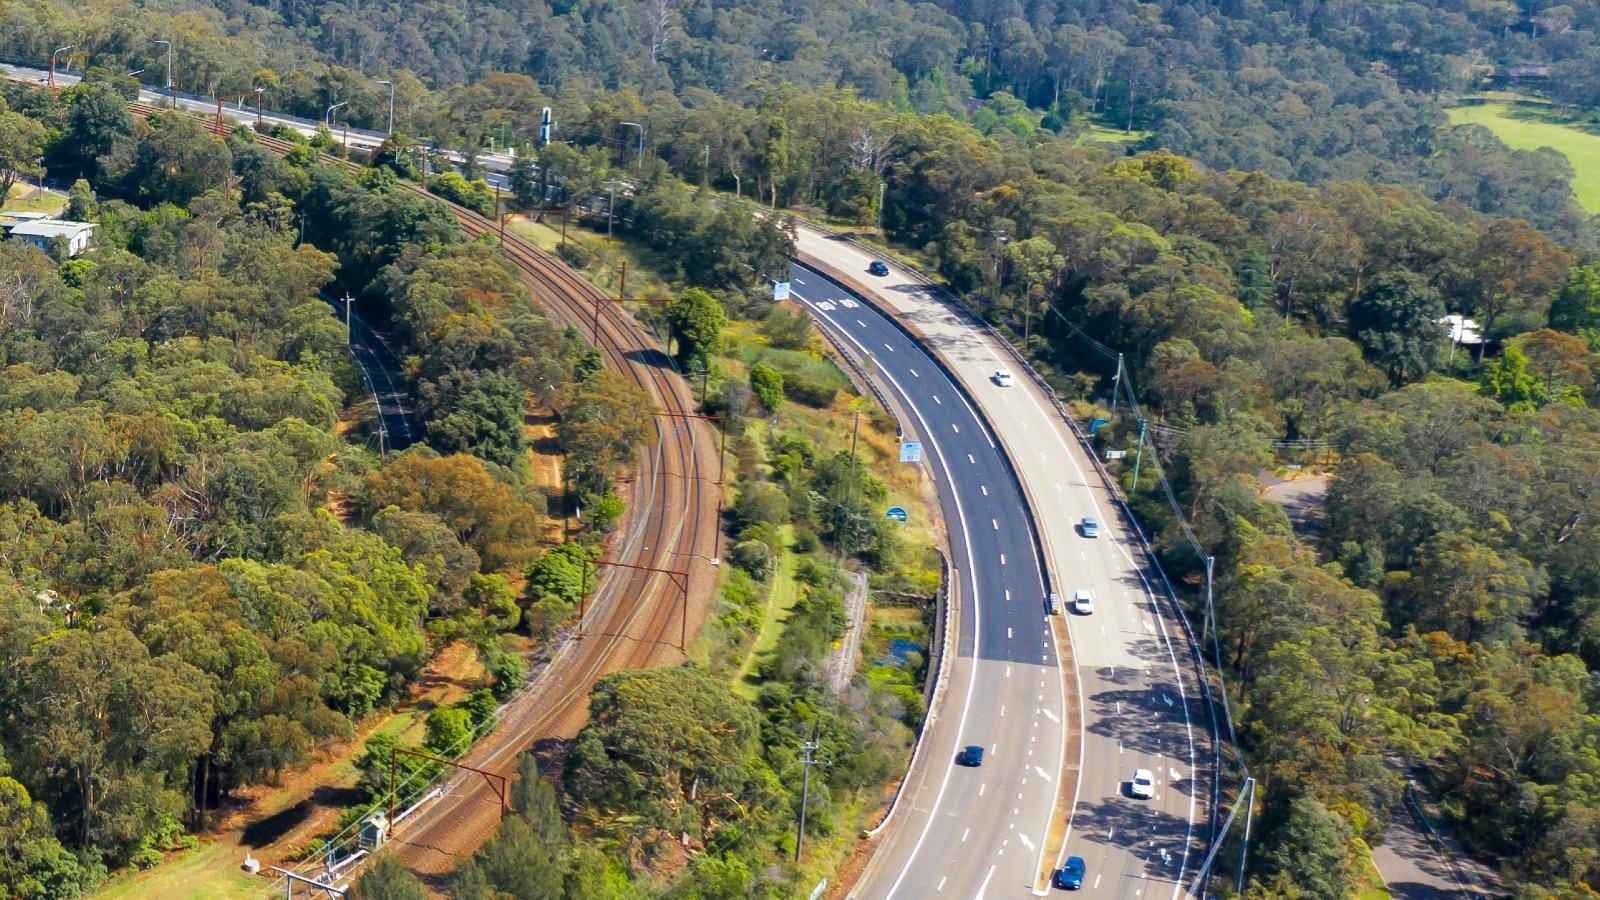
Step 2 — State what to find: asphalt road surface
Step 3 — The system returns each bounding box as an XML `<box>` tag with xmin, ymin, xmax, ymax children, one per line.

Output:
<box><xmin>330</xmin><ymin>298</ymin><xmax>423</xmax><ymax>451</ymax></box>
<box><xmin>789</xmin><ymin>265</ymin><xmax>1066</xmax><ymax>898</ymax></box>
<box><xmin>791</xmin><ymin>225</ymin><xmax>1212</xmax><ymax>899</ymax></box>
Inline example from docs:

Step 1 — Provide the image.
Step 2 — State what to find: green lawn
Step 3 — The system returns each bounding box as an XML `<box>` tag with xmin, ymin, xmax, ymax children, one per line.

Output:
<box><xmin>1</xmin><ymin>183</ymin><xmax>67</xmax><ymax>214</ymax></box>
<box><xmin>1446</xmin><ymin>101</ymin><xmax>1600</xmax><ymax>213</ymax></box>
<box><xmin>93</xmin><ymin>841</ymin><xmax>261</xmax><ymax>900</ymax></box>
<box><xmin>733</xmin><ymin>523</ymin><xmax>801</xmax><ymax>698</ymax></box>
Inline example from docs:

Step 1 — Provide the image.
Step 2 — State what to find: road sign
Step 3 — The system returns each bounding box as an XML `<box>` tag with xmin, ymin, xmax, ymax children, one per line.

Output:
<box><xmin>1089</xmin><ymin>417</ymin><xmax>1110</xmax><ymax>434</ymax></box>
<box><xmin>1105</xmin><ymin>449</ymin><xmax>1128</xmax><ymax>460</ymax></box>
<box><xmin>898</xmin><ymin>441</ymin><xmax>923</xmax><ymax>463</ymax></box>
<box><xmin>773</xmin><ymin>280</ymin><xmax>791</xmax><ymax>301</ymax></box>
<box><xmin>885</xmin><ymin>506</ymin><xmax>908</xmax><ymax>522</ymax></box>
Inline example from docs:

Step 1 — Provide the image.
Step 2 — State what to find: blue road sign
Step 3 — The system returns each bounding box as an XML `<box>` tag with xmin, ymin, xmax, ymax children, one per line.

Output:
<box><xmin>899</xmin><ymin>441</ymin><xmax>923</xmax><ymax>463</ymax></box>
<box><xmin>885</xmin><ymin>506</ymin><xmax>908</xmax><ymax>522</ymax></box>
<box><xmin>1089</xmin><ymin>417</ymin><xmax>1110</xmax><ymax>435</ymax></box>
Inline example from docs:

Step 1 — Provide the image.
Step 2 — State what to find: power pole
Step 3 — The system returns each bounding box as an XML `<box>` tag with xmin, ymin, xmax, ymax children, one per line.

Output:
<box><xmin>343</xmin><ymin>294</ymin><xmax>354</xmax><ymax>348</ymax></box>
<box><xmin>837</xmin><ymin>408</ymin><xmax>862</xmax><ymax>568</ymax></box>
<box><xmin>794</xmin><ymin>721</ymin><xmax>828</xmax><ymax>862</ymax></box>
<box><xmin>1110</xmin><ymin>352</ymin><xmax>1124</xmax><ymax>415</ymax></box>
<box><xmin>1130</xmin><ymin>417</ymin><xmax>1148</xmax><ymax>491</ymax></box>
<box><xmin>875</xmin><ymin>180</ymin><xmax>887</xmax><ymax>235</ymax></box>
<box><xmin>1236</xmin><ymin>776</ymin><xmax>1256</xmax><ymax>894</ymax></box>
<box><xmin>606</xmin><ymin>180</ymin><xmax>616</xmax><ymax>237</ymax></box>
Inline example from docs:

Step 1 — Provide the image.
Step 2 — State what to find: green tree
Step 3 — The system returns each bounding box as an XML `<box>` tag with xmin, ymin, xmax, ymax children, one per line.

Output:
<box><xmin>1479</xmin><ymin>344</ymin><xmax>1547</xmax><ymax>411</ymax></box>
<box><xmin>1253</xmin><ymin>796</ymin><xmax>1353</xmax><ymax>900</ymax></box>
<box><xmin>1347</xmin><ymin>269</ymin><xmax>1446</xmax><ymax>384</ymax></box>
<box><xmin>668</xmin><ymin>288</ymin><xmax>727</xmax><ymax>371</ymax></box>
<box><xmin>54</xmin><ymin>82</ymin><xmax>134</xmax><ymax>180</ymax></box>
<box><xmin>749</xmin><ymin>362</ymin><xmax>785</xmax><ymax>412</ymax></box>
<box><xmin>0</xmin><ymin>755</ymin><xmax>96</xmax><ymax>899</ymax></box>
<box><xmin>352</xmin><ymin>854</ymin><xmax>426</xmax><ymax>900</ymax></box>
<box><xmin>0</xmin><ymin>106</ymin><xmax>47</xmax><ymax>202</ymax></box>
<box><xmin>1548</xmin><ymin>261</ymin><xmax>1600</xmax><ymax>336</ymax></box>
<box><xmin>566</xmin><ymin>667</ymin><xmax>765</xmax><ymax>842</ymax></box>
<box><xmin>556</xmin><ymin>370</ymin><xmax>656</xmax><ymax>488</ymax></box>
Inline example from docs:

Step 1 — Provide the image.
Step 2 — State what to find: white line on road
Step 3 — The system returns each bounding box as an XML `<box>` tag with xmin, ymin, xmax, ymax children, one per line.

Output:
<box><xmin>1040</xmin><ymin>708</ymin><xmax>1060</xmax><ymax>723</ymax></box>
<box><xmin>936</xmin><ymin>876</ymin><xmax>946</xmax><ymax>892</ymax></box>
<box><xmin>967</xmin><ymin>453</ymin><xmax>975</xmax><ymax>464</ymax></box>
<box><xmin>1008</xmin><ymin>627</ymin><xmax>1013</xmax><ymax>639</ymax></box>
<box><xmin>884</xmin><ymin>343</ymin><xmax>894</xmax><ymax>352</ymax></box>
<box><xmin>992</xmin><ymin>518</ymin><xmax>999</xmax><ymax>530</ymax></box>
<box><xmin>855</xmin><ymin>319</ymin><xmax>866</xmax><ymax>327</ymax></box>
<box><xmin>981</xmin><ymin>484</ymin><xmax>988</xmax><ymax>495</ymax></box>
<box><xmin>1019</xmin><ymin>832</ymin><xmax>1035</xmax><ymax>851</ymax></box>
<box><xmin>1033</xmin><ymin>766</ymin><xmax>1052</xmax><ymax>782</ymax></box>
<box><xmin>1000</xmin><ymin>553</ymin><xmax>1007</xmax><ymax>564</ymax></box>
<box><xmin>961</xmin><ymin>828</ymin><xmax>970</xmax><ymax>842</ymax></box>
<box><xmin>909</xmin><ymin>367</ymin><xmax>919</xmax><ymax>377</ymax></box>
<box><xmin>934</xmin><ymin>395</ymin><xmax>942</xmax><ymax>404</ymax></box>
<box><xmin>952</xmin><ymin>423</ymin><xmax>960</xmax><ymax>432</ymax></box>
<box><xmin>976</xmin><ymin>864</ymin><xmax>998</xmax><ymax>898</ymax></box>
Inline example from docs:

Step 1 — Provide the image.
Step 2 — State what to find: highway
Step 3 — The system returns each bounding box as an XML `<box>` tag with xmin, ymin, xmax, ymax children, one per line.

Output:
<box><xmin>791</xmin><ymin>225</ymin><xmax>1212</xmax><ymax>898</ymax></box>
<box><xmin>789</xmin><ymin>265</ymin><xmax>1065</xmax><ymax>897</ymax></box>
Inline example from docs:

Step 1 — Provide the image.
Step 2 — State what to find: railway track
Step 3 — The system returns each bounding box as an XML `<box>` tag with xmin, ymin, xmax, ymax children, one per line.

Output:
<box><xmin>127</xmin><ymin>104</ymin><xmax>721</xmax><ymax>885</ymax></box>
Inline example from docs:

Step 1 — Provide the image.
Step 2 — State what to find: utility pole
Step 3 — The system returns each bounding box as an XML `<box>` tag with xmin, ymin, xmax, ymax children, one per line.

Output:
<box><xmin>1130</xmin><ymin>417</ymin><xmax>1148</xmax><ymax>491</ymax></box>
<box><xmin>374</xmin><ymin>79</ymin><xmax>395</xmax><ymax>135</ymax></box>
<box><xmin>49</xmin><ymin>45</ymin><xmax>73</xmax><ymax>91</ymax></box>
<box><xmin>343</xmin><ymin>294</ymin><xmax>354</xmax><ymax>348</ymax></box>
<box><xmin>621</xmin><ymin>121</ymin><xmax>645</xmax><ymax>169</ymax></box>
<box><xmin>1236</xmin><ymin>776</ymin><xmax>1256</xmax><ymax>894</ymax></box>
<box><xmin>702</xmin><ymin>144</ymin><xmax>711</xmax><ymax>185</ymax></box>
<box><xmin>837</xmin><ymin>408</ymin><xmax>863</xmax><ymax>570</ymax></box>
<box><xmin>794</xmin><ymin>721</ymin><xmax>828</xmax><ymax>862</ymax></box>
<box><xmin>152</xmin><ymin>39</ymin><xmax>172</xmax><ymax>106</ymax></box>
<box><xmin>1202</xmin><ymin>555</ymin><xmax>1215</xmax><ymax>647</ymax></box>
<box><xmin>606</xmin><ymin>180</ymin><xmax>617</xmax><ymax>237</ymax></box>
<box><xmin>875</xmin><ymin>180</ymin><xmax>887</xmax><ymax>235</ymax></box>
<box><xmin>1110</xmin><ymin>352</ymin><xmax>1124</xmax><ymax>415</ymax></box>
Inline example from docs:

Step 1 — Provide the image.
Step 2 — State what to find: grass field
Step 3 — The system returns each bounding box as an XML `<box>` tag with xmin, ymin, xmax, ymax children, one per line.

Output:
<box><xmin>1</xmin><ymin>183</ymin><xmax>67</xmax><ymax>214</ymax></box>
<box><xmin>1446</xmin><ymin>101</ymin><xmax>1600</xmax><ymax>212</ymax></box>
<box><xmin>92</xmin><ymin>841</ymin><xmax>260</xmax><ymax>900</ymax></box>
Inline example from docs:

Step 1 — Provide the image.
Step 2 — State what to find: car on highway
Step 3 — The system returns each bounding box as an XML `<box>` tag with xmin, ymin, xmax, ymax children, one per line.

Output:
<box><xmin>958</xmin><ymin>745</ymin><xmax>985</xmax><ymax>767</ymax></box>
<box><xmin>1129</xmin><ymin>768</ymin><xmax>1156</xmax><ymax>799</ymax></box>
<box><xmin>1053</xmin><ymin>855</ymin><xmax>1087</xmax><ymax>890</ymax></box>
<box><xmin>1071</xmin><ymin>588</ymin><xmax>1094</xmax><ymax>615</ymax></box>
<box><xmin>992</xmin><ymin>369</ymin><xmax>1015</xmax><ymax>387</ymax></box>
<box><xmin>868</xmin><ymin>260</ymin><xmax>890</xmax><ymax>276</ymax></box>
<box><xmin>1078</xmin><ymin>516</ymin><xmax>1100</xmax><ymax>537</ymax></box>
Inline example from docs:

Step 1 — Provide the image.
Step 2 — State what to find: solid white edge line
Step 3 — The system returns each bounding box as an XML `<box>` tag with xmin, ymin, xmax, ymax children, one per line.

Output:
<box><xmin>796</xmin><ymin>290</ymin><xmax>986</xmax><ymax>900</ymax></box>
<box><xmin>805</xmin><ymin>270</ymin><xmax>1068</xmax><ymax>896</ymax></box>
<box><xmin>796</xmin><ymin>244</ymin><xmax>1194</xmax><ymax>895</ymax></box>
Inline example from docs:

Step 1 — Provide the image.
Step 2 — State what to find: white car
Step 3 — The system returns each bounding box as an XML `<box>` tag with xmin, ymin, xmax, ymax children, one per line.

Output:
<box><xmin>1129</xmin><ymin>768</ymin><xmax>1156</xmax><ymax>799</ymax></box>
<box><xmin>1071</xmin><ymin>588</ymin><xmax>1094</xmax><ymax>615</ymax></box>
<box><xmin>993</xmin><ymin>369</ymin><xmax>1015</xmax><ymax>387</ymax></box>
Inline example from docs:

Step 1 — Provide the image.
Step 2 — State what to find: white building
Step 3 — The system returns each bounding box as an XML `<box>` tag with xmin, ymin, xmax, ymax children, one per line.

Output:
<box><xmin>1</xmin><ymin>219</ymin><xmax>96</xmax><ymax>257</ymax></box>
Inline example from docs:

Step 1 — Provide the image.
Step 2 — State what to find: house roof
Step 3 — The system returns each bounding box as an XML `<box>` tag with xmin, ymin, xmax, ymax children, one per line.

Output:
<box><xmin>7</xmin><ymin>220</ymin><xmax>95</xmax><ymax>240</ymax></box>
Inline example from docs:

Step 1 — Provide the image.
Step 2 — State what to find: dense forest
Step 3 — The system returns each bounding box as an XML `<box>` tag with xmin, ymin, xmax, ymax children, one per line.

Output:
<box><xmin>1</xmin><ymin>73</ymin><xmax>935</xmax><ymax>897</ymax></box>
<box><xmin>7</xmin><ymin>0</ymin><xmax>1600</xmax><ymax>895</ymax></box>
<box><xmin>3</xmin><ymin>0</ymin><xmax>1598</xmax><ymax>239</ymax></box>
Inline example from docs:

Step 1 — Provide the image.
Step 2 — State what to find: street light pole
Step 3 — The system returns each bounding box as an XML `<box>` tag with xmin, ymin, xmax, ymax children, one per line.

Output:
<box><xmin>620</xmin><ymin>121</ymin><xmax>645</xmax><ymax>169</ymax></box>
<box><xmin>325</xmin><ymin>100</ymin><xmax>348</xmax><ymax>129</ymax></box>
<box><xmin>151</xmin><ymin>40</ymin><xmax>172</xmax><ymax>107</ymax></box>
<box><xmin>49</xmin><ymin>45</ymin><xmax>73</xmax><ymax>90</ymax></box>
<box><xmin>374</xmin><ymin>79</ymin><xmax>394</xmax><ymax>136</ymax></box>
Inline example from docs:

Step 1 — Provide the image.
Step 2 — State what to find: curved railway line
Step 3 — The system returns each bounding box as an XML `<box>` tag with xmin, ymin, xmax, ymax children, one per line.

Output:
<box><xmin>127</xmin><ymin>104</ymin><xmax>721</xmax><ymax>885</ymax></box>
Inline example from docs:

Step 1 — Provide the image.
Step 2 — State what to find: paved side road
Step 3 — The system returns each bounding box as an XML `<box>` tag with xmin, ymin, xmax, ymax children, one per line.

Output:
<box><xmin>1373</xmin><ymin>779</ymin><xmax>1503</xmax><ymax>899</ymax></box>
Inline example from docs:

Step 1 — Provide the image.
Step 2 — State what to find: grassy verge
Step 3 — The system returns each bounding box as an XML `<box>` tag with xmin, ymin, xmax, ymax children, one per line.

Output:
<box><xmin>732</xmin><ymin>520</ymin><xmax>800</xmax><ymax>697</ymax></box>
<box><xmin>1</xmin><ymin>183</ymin><xmax>66</xmax><ymax>214</ymax></box>
<box><xmin>91</xmin><ymin>841</ymin><xmax>259</xmax><ymax>900</ymax></box>
<box><xmin>1445</xmin><ymin>100</ymin><xmax>1600</xmax><ymax>212</ymax></box>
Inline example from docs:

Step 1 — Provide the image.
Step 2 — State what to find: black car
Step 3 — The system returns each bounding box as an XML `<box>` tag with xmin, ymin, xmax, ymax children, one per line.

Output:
<box><xmin>1053</xmin><ymin>856</ymin><xmax>1087</xmax><ymax>889</ymax></box>
<box><xmin>868</xmin><ymin>260</ymin><xmax>890</xmax><ymax>276</ymax></box>
<box><xmin>958</xmin><ymin>745</ymin><xmax>984</xmax><ymax>767</ymax></box>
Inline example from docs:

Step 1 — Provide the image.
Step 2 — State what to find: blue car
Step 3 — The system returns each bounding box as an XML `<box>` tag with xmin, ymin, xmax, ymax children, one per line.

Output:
<box><xmin>868</xmin><ymin>260</ymin><xmax>890</xmax><ymax>276</ymax></box>
<box><xmin>958</xmin><ymin>745</ymin><xmax>984</xmax><ymax>767</ymax></box>
<box><xmin>1053</xmin><ymin>855</ymin><xmax>1086</xmax><ymax>889</ymax></box>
